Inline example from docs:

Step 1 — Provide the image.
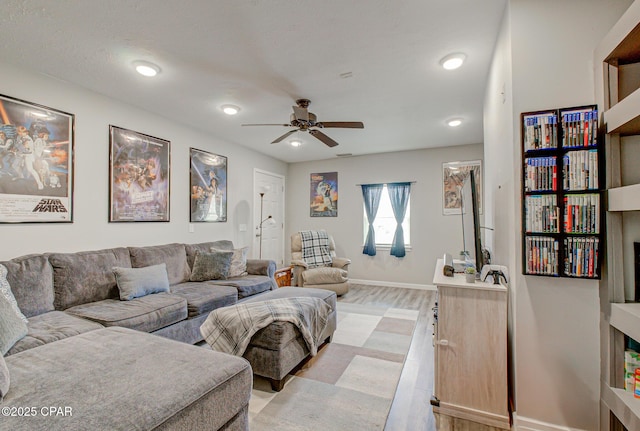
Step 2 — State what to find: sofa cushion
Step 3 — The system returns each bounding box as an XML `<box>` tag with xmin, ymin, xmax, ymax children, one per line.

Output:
<box><xmin>0</xmin><ymin>354</ymin><xmax>8</xmax><ymax>402</ymax></box>
<box><xmin>0</xmin><ymin>294</ymin><xmax>27</xmax><ymax>355</ymax></box>
<box><xmin>0</xmin><ymin>264</ymin><xmax>28</xmax><ymax>323</ymax></box>
<box><xmin>113</xmin><ymin>264</ymin><xmax>171</xmax><ymax>300</ymax></box>
<box><xmin>209</xmin><ymin>275</ymin><xmax>274</xmax><ymax>299</ymax></box>
<box><xmin>170</xmin><ymin>282</ymin><xmax>238</xmax><ymax>318</ymax></box>
<box><xmin>1</xmin><ymin>254</ymin><xmax>54</xmax><ymax>318</ymax></box>
<box><xmin>65</xmin><ymin>293</ymin><xmax>187</xmax><ymax>333</ymax></box>
<box><xmin>49</xmin><ymin>247</ymin><xmax>131</xmax><ymax>309</ymax></box>
<box><xmin>185</xmin><ymin>240</ymin><xmax>234</xmax><ymax>269</ymax></box>
<box><xmin>6</xmin><ymin>310</ymin><xmax>104</xmax><ymax>356</ymax></box>
<box><xmin>129</xmin><ymin>243</ymin><xmax>190</xmax><ymax>285</ymax></box>
<box><xmin>3</xmin><ymin>327</ymin><xmax>252</xmax><ymax>431</ymax></box>
<box><xmin>190</xmin><ymin>250</ymin><xmax>233</xmax><ymax>281</ymax></box>
<box><xmin>302</xmin><ymin>266</ymin><xmax>348</xmax><ymax>285</ymax></box>
<box><xmin>213</xmin><ymin>246</ymin><xmax>248</xmax><ymax>278</ymax></box>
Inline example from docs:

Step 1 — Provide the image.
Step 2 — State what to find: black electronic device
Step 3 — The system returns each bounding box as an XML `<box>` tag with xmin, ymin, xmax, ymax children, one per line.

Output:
<box><xmin>460</xmin><ymin>170</ymin><xmax>484</xmax><ymax>273</ymax></box>
<box><xmin>484</xmin><ymin>270</ymin><xmax>507</xmax><ymax>285</ymax></box>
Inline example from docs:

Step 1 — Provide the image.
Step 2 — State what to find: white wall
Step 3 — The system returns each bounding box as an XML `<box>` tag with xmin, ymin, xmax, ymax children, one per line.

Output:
<box><xmin>484</xmin><ymin>1</ymin><xmax>633</xmax><ymax>429</ymax></box>
<box><xmin>483</xmin><ymin>1</ymin><xmax>517</xmax><ymax>415</ymax></box>
<box><xmin>286</xmin><ymin>145</ymin><xmax>483</xmax><ymax>286</ymax></box>
<box><xmin>0</xmin><ymin>62</ymin><xmax>287</xmax><ymax>260</ymax></box>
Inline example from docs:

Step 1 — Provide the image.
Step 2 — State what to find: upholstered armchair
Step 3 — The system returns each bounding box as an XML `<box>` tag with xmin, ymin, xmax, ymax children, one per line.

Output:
<box><xmin>290</xmin><ymin>231</ymin><xmax>350</xmax><ymax>295</ymax></box>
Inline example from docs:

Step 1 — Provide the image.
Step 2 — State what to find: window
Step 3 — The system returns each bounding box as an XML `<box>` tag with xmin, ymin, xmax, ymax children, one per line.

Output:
<box><xmin>363</xmin><ymin>184</ymin><xmax>411</xmax><ymax>246</ymax></box>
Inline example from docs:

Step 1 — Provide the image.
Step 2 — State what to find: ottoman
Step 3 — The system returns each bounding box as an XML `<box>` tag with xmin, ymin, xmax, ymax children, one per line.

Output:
<box><xmin>239</xmin><ymin>287</ymin><xmax>337</xmax><ymax>391</ymax></box>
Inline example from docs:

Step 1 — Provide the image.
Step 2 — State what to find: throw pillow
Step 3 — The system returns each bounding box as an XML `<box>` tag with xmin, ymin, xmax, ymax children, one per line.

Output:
<box><xmin>212</xmin><ymin>246</ymin><xmax>248</xmax><ymax>278</ymax></box>
<box><xmin>0</xmin><ymin>263</ymin><xmax>27</xmax><ymax>323</ymax></box>
<box><xmin>0</xmin><ymin>354</ymin><xmax>9</xmax><ymax>402</ymax></box>
<box><xmin>0</xmin><ymin>293</ymin><xmax>28</xmax><ymax>355</ymax></box>
<box><xmin>113</xmin><ymin>264</ymin><xmax>171</xmax><ymax>301</ymax></box>
<box><xmin>190</xmin><ymin>250</ymin><xmax>233</xmax><ymax>282</ymax></box>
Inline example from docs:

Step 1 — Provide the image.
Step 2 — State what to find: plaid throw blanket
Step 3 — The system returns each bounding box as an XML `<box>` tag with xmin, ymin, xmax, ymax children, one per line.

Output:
<box><xmin>300</xmin><ymin>230</ymin><xmax>333</xmax><ymax>268</ymax></box>
<box><xmin>200</xmin><ymin>297</ymin><xmax>332</xmax><ymax>357</ymax></box>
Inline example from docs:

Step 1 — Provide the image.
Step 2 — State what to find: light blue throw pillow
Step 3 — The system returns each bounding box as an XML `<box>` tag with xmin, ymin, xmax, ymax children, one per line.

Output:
<box><xmin>0</xmin><ymin>263</ymin><xmax>28</xmax><ymax>323</ymax></box>
<box><xmin>0</xmin><ymin>293</ymin><xmax>28</xmax><ymax>355</ymax></box>
<box><xmin>113</xmin><ymin>263</ymin><xmax>170</xmax><ymax>301</ymax></box>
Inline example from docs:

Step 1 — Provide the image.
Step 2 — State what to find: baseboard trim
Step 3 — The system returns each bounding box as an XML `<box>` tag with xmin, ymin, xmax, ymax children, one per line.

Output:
<box><xmin>349</xmin><ymin>279</ymin><xmax>436</xmax><ymax>291</ymax></box>
<box><xmin>515</xmin><ymin>414</ymin><xmax>588</xmax><ymax>431</ymax></box>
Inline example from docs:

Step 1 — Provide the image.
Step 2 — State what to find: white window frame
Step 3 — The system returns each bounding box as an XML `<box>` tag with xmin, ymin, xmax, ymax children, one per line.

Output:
<box><xmin>362</xmin><ymin>184</ymin><xmax>411</xmax><ymax>249</ymax></box>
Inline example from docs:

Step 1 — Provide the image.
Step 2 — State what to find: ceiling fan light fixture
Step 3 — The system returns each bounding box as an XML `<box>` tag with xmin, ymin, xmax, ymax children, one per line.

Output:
<box><xmin>440</xmin><ymin>53</ymin><xmax>466</xmax><ymax>70</ymax></box>
<box><xmin>290</xmin><ymin>140</ymin><xmax>302</xmax><ymax>147</ymax></box>
<box><xmin>447</xmin><ymin>118</ymin><xmax>463</xmax><ymax>127</ymax></box>
<box><xmin>133</xmin><ymin>61</ymin><xmax>161</xmax><ymax>77</ymax></box>
<box><xmin>221</xmin><ymin>104</ymin><xmax>241</xmax><ymax>115</ymax></box>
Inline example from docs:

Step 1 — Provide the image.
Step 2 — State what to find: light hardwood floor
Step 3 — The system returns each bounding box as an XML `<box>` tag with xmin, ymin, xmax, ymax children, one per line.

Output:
<box><xmin>337</xmin><ymin>283</ymin><xmax>438</xmax><ymax>431</ymax></box>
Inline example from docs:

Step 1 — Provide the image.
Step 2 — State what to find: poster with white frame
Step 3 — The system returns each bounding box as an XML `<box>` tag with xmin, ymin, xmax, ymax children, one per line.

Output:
<box><xmin>442</xmin><ymin>160</ymin><xmax>482</xmax><ymax>215</ymax></box>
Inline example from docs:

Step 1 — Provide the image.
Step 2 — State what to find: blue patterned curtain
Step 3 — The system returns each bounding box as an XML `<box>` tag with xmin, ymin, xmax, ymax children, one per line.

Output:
<box><xmin>387</xmin><ymin>182</ymin><xmax>411</xmax><ymax>257</ymax></box>
<box><xmin>361</xmin><ymin>184</ymin><xmax>384</xmax><ymax>256</ymax></box>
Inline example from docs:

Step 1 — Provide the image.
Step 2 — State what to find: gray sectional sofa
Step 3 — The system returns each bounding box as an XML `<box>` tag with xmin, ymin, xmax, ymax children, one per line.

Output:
<box><xmin>1</xmin><ymin>240</ymin><xmax>277</xmax><ymax>431</ymax></box>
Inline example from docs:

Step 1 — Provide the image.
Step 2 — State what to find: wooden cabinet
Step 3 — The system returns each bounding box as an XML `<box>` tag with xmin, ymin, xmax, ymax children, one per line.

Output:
<box><xmin>432</xmin><ymin>259</ymin><xmax>510</xmax><ymax>429</ymax></box>
<box><xmin>596</xmin><ymin>1</ymin><xmax>640</xmax><ymax>429</ymax></box>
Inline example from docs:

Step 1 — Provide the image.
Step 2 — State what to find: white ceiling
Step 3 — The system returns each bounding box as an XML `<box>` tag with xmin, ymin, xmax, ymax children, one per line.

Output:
<box><xmin>0</xmin><ymin>0</ymin><xmax>507</xmax><ymax>163</ymax></box>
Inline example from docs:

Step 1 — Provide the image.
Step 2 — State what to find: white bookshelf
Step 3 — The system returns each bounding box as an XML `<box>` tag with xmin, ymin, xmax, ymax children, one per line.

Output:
<box><xmin>602</xmin><ymin>386</ymin><xmax>640</xmax><ymax>431</ymax></box>
<box><xmin>609</xmin><ymin>184</ymin><xmax>640</xmax><ymax>211</ymax></box>
<box><xmin>611</xmin><ymin>303</ymin><xmax>640</xmax><ymax>344</ymax></box>
<box><xmin>597</xmin><ymin>1</ymin><xmax>640</xmax><ymax>429</ymax></box>
<box><xmin>605</xmin><ymin>87</ymin><xmax>640</xmax><ymax>134</ymax></box>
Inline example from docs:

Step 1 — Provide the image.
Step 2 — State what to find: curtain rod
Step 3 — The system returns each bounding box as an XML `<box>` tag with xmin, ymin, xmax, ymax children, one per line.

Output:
<box><xmin>355</xmin><ymin>181</ymin><xmax>417</xmax><ymax>186</ymax></box>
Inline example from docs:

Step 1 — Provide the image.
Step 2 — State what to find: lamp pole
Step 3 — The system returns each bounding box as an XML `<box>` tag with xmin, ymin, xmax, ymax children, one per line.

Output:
<box><xmin>258</xmin><ymin>189</ymin><xmax>274</xmax><ymax>259</ymax></box>
<box><xmin>259</xmin><ymin>192</ymin><xmax>265</xmax><ymax>259</ymax></box>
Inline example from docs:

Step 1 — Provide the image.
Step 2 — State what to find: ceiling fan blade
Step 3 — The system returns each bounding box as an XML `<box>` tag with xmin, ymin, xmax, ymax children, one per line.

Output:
<box><xmin>309</xmin><ymin>130</ymin><xmax>339</xmax><ymax>147</ymax></box>
<box><xmin>242</xmin><ymin>123</ymin><xmax>291</xmax><ymax>127</ymax></box>
<box><xmin>272</xmin><ymin>129</ymin><xmax>299</xmax><ymax>144</ymax></box>
<box><xmin>317</xmin><ymin>121</ymin><xmax>364</xmax><ymax>129</ymax></box>
<box><xmin>292</xmin><ymin>106</ymin><xmax>309</xmax><ymax>122</ymax></box>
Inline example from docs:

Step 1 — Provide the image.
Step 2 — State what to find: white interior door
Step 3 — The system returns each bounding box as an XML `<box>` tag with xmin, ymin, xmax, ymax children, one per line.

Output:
<box><xmin>254</xmin><ymin>170</ymin><xmax>285</xmax><ymax>267</ymax></box>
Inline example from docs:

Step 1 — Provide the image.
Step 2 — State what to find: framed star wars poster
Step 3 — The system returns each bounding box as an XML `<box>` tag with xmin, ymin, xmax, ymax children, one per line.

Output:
<box><xmin>0</xmin><ymin>94</ymin><xmax>74</xmax><ymax>223</ymax></box>
<box><xmin>109</xmin><ymin>125</ymin><xmax>170</xmax><ymax>222</ymax></box>
<box><xmin>189</xmin><ymin>148</ymin><xmax>227</xmax><ymax>222</ymax></box>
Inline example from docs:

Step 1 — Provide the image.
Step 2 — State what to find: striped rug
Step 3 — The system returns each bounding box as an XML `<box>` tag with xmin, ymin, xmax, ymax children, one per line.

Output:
<box><xmin>249</xmin><ymin>301</ymin><xmax>419</xmax><ymax>431</ymax></box>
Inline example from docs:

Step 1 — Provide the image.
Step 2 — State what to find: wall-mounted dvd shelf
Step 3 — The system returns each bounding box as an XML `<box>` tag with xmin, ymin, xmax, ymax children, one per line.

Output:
<box><xmin>521</xmin><ymin>105</ymin><xmax>604</xmax><ymax>278</ymax></box>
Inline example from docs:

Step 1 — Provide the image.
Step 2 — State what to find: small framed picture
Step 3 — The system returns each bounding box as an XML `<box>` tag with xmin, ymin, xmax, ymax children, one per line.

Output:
<box><xmin>109</xmin><ymin>125</ymin><xmax>170</xmax><ymax>222</ymax></box>
<box><xmin>0</xmin><ymin>94</ymin><xmax>74</xmax><ymax>223</ymax></box>
<box><xmin>189</xmin><ymin>148</ymin><xmax>227</xmax><ymax>222</ymax></box>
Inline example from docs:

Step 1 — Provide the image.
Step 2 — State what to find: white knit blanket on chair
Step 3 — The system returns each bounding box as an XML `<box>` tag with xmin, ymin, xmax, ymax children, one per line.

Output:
<box><xmin>200</xmin><ymin>297</ymin><xmax>332</xmax><ymax>357</ymax></box>
<box><xmin>300</xmin><ymin>230</ymin><xmax>333</xmax><ymax>268</ymax></box>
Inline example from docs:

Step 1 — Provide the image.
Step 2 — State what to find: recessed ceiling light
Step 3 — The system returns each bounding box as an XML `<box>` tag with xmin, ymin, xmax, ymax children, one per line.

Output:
<box><xmin>221</xmin><ymin>104</ymin><xmax>241</xmax><ymax>115</ymax></box>
<box><xmin>440</xmin><ymin>53</ymin><xmax>466</xmax><ymax>70</ymax></box>
<box><xmin>290</xmin><ymin>140</ymin><xmax>302</xmax><ymax>147</ymax></box>
<box><xmin>133</xmin><ymin>61</ymin><xmax>161</xmax><ymax>77</ymax></box>
<box><xmin>447</xmin><ymin>118</ymin><xmax>463</xmax><ymax>127</ymax></box>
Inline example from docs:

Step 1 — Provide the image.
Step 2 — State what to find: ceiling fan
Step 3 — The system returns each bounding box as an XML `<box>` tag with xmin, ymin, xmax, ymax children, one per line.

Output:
<box><xmin>242</xmin><ymin>98</ymin><xmax>364</xmax><ymax>147</ymax></box>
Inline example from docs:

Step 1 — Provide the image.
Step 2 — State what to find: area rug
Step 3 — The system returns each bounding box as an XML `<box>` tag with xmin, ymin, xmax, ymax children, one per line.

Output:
<box><xmin>248</xmin><ymin>301</ymin><xmax>419</xmax><ymax>431</ymax></box>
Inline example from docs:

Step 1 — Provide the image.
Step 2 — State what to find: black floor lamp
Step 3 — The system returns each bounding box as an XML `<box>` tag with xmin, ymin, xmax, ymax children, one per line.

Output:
<box><xmin>258</xmin><ymin>190</ymin><xmax>275</xmax><ymax>259</ymax></box>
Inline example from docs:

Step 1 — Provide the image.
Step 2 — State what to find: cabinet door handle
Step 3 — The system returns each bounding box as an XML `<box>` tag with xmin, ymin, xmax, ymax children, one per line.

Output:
<box><xmin>436</xmin><ymin>339</ymin><xmax>449</xmax><ymax>346</ymax></box>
